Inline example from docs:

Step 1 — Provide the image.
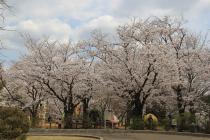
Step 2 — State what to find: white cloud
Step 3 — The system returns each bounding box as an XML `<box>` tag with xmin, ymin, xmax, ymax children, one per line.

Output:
<box><xmin>76</xmin><ymin>15</ymin><xmax>126</xmax><ymax>39</ymax></box>
<box><xmin>186</xmin><ymin>0</ymin><xmax>210</xmax><ymax>18</ymax></box>
<box><xmin>1</xmin><ymin>0</ymin><xmax>210</xmax><ymax>65</ymax></box>
<box><xmin>17</xmin><ymin>19</ymin><xmax>73</xmax><ymax>41</ymax></box>
<box><xmin>7</xmin><ymin>0</ymin><xmax>101</xmax><ymax>21</ymax></box>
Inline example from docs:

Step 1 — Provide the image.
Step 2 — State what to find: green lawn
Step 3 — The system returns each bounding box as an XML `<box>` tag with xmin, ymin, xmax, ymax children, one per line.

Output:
<box><xmin>26</xmin><ymin>136</ymin><xmax>97</xmax><ymax>140</ymax></box>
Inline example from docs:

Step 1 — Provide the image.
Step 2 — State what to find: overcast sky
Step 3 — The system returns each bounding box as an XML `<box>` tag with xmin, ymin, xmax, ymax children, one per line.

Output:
<box><xmin>1</xmin><ymin>0</ymin><xmax>210</xmax><ymax>67</ymax></box>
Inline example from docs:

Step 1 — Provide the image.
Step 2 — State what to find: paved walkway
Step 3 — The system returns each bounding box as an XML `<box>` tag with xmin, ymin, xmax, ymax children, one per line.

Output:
<box><xmin>28</xmin><ymin>129</ymin><xmax>210</xmax><ymax>140</ymax></box>
<box><xmin>98</xmin><ymin>133</ymin><xmax>210</xmax><ymax>140</ymax></box>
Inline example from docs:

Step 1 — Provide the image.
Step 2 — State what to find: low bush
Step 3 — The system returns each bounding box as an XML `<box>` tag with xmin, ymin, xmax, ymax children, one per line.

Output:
<box><xmin>205</xmin><ymin>121</ymin><xmax>210</xmax><ymax>134</ymax></box>
<box><xmin>0</xmin><ymin>107</ymin><xmax>30</xmax><ymax>139</ymax></box>
<box><xmin>143</xmin><ymin>114</ymin><xmax>158</xmax><ymax>130</ymax></box>
<box><xmin>176</xmin><ymin>112</ymin><xmax>195</xmax><ymax>132</ymax></box>
<box><xmin>161</xmin><ymin>118</ymin><xmax>170</xmax><ymax>131</ymax></box>
<box><xmin>30</xmin><ymin>116</ymin><xmax>40</xmax><ymax>128</ymax></box>
<box><xmin>130</xmin><ymin>117</ymin><xmax>144</xmax><ymax>130</ymax></box>
<box><xmin>144</xmin><ymin>119</ymin><xmax>158</xmax><ymax>130</ymax></box>
<box><xmin>89</xmin><ymin>109</ymin><xmax>101</xmax><ymax>128</ymax></box>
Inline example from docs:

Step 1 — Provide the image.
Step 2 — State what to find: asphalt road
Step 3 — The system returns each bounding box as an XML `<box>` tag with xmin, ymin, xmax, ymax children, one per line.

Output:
<box><xmin>97</xmin><ymin>133</ymin><xmax>210</xmax><ymax>140</ymax></box>
<box><xmin>28</xmin><ymin>129</ymin><xmax>210</xmax><ymax>140</ymax></box>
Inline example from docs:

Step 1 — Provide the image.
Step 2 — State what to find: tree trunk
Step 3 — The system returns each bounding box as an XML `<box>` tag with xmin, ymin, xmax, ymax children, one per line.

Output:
<box><xmin>101</xmin><ymin>109</ymin><xmax>105</xmax><ymax>128</ymax></box>
<box><xmin>131</xmin><ymin>93</ymin><xmax>144</xmax><ymax>119</ymax></box>
<box><xmin>31</xmin><ymin>111</ymin><xmax>38</xmax><ymax>128</ymax></box>
<box><xmin>189</xmin><ymin>101</ymin><xmax>196</xmax><ymax>123</ymax></box>
<box><xmin>63</xmin><ymin>106</ymin><xmax>74</xmax><ymax>129</ymax></box>
<box><xmin>82</xmin><ymin>98</ymin><xmax>90</xmax><ymax>128</ymax></box>
<box><xmin>208</xmin><ymin>111</ymin><xmax>210</xmax><ymax>133</ymax></box>
<box><xmin>30</xmin><ymin>105</ymin><xmax>39</xmax><ymax>128</ymax></box>
<box><xmin>126</xmin><ymin>104</ymin><xmax>132</xmax><ymax>127</ymax></box>
<box><xmin>173</xmin><ymin>84</ymin><xmax>185</xmax><ymax>131</ymax></box>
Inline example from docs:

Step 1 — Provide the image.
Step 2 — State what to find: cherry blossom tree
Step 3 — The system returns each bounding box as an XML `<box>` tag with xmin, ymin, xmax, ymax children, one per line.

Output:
<box><xmin>19</xmin><ymin>36</ymin><xmax>95</xmax><ymax>128</ymax></box>
<box><xmin>86</xmin><ymin>17</ymin><xmax>210</xmax><ymax>125</ymax></box>
<box><xmin>86</xmin><ymin>19</ymin><xmax>170</xmax><ymax>121</ymax></box>
<box><xmin>0</xmin><ymin>61</ymin><xmax>47</xmax><ymax>127</ymax></box>
<box><xmin>153</xmin><ymin>17</ymin><xmax>210</xmax><ymax>122</ymax></box>
<box><xmin>131</xmin><ymin>17</ymin><xmax>210</xmax><ymax>131</ymax></box>
<box><xmin>74</xmin><ymin>65</ymin><xmax>101</xmax><ymax>128</ymax></box>
<box><xmin>2</xmin><ymin>16</ymin><xmax>210</xmax><ymax>131</ymax></box>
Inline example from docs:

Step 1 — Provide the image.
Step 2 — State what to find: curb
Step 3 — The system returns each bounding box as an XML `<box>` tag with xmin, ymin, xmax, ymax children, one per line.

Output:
<box><xmin>29</xmin><ymin>129</ymin><xmax>210</xmax><ymax>138</ymax></box>
<box><xmin>127</xmin><ymin>130</ymin><xmax>210</xmax><ymax>138</ymax></box>
<box><xmin>26</xmin><ymin>133</ymin><xmax>103</xmax><ymax>140</ymax></box>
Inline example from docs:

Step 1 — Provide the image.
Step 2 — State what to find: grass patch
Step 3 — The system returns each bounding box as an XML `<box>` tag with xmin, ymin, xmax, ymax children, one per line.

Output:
<box><xmin>25</xmin><ymin>136</ymin><xmax>98</xmax><ymax>140</ymax></box>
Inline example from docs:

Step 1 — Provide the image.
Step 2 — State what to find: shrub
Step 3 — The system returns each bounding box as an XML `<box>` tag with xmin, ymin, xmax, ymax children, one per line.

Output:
<box><xmin>205</xmin><ymin>121</ymin><xmax>210</xmax><ymax>134</ymax></box>
<box><xmin>143</xmin><ymin>114</ymin><xmax>158</xmax><ymax>130</ymax></box>
<box><xmin>17</xmin><ymin>135</ymin><xmax>27</xmax><ymax>140</ymax></box>
<box><xmin>144</xmin><ymin>119</ymin><xmax>158</xmax><ymax>130</ymax></box>
<box><xmin>130</xmin><ymin>117</ymin><xmax>144</xmax><ymax>130</ymax></box>
<box><xmin>176</xmin><ymin>112</ymin><xmax>194</xmax><ymax>132</ymax></box>
<box><xmin>0</xmin><ymin>107</ymin><xmax>30</xmax><ymax>139</ymax></box>
<box><xmin>30</xmin><ymin>116</ymin><xmax>40</xmax><ymax>128</ymax></box>
<box><xmin>161</xmin><ymin>118</ymin><xmax>170</xmax><ymax>131</ymax></box>
<box><xmin>89</xmin><ymin>109</ymin><xmax>101</xmax><ymax>128</ymax></box>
